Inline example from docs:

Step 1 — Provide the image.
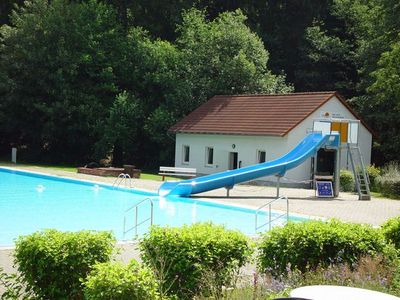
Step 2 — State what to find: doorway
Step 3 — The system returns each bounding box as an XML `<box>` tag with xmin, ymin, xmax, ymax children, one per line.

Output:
<box><xmin>229</xmin><ymin>152</ymin><xmax>238</xmax><ymax>170</ymax></box>
<box><xmin>331</xmin><ymin>122</ymin><xmax>348</xmax><ymax>143</ymax></box>
<box><xmin>316</xmin><ymin>148</ymin><xmax>335</xmax><ymax>175</ymax></box>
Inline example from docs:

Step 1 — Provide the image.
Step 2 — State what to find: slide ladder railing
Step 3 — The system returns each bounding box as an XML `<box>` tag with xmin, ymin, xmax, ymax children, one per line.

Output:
<box><xmin>255</xmin><ymin>196</ymin><xmax>289</xmax><ymax>232</ymax></box>
<box><xmin>123</xmin><ymin>197</ymin><xmax>153</xmax><ymax>239</ymax></box>
<box><xmin>113</xmin><ymin>173</ymin><xmax>132</xmax><ymax>189</ymax></box>
<box><xmin>347</xmin><ymin>144</ymin><xmax>371</xmax><ymax>200</ymax></box>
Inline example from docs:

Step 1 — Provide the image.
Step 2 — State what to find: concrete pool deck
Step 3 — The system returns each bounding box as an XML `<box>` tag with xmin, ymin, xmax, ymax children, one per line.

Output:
<box><xmin>1</xmin><ymin>165</ymin><xmax>400</xmax><ymax>277</ymax></box>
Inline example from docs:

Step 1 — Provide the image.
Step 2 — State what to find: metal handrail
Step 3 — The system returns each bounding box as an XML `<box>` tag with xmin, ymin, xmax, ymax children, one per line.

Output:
<box><xmin>255</xmin><ymin>196</ymin><xmax>289</xmax><ymax>232</ymax></box>
<box><xmin>123</xmin><ymin>197</ymin><xmax>153</xmax><ymax>239</ymax></box>
<box><xmin>113</xmin><ymin>173</ymin><xmax>132</xmax><ymax>188</ymax></box>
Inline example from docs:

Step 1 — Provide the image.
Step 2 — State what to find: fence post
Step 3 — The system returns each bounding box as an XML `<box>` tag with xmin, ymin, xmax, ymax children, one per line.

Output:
<box><xmin>11</xmin><ymin>148</ymin><xmax>17</xmax><ymax>163</ymax></box>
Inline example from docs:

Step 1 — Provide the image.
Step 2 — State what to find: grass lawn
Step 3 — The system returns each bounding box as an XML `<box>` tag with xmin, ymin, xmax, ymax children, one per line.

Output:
<box><xmin>371</xmin><ymin>191</ymin><xmax>385</xmax><ymax>198</ymax></box>
<box><xmin>140</xmin><ymin>172</ymin><xmax>178</xmax><ymax>181</ymax></box>
<box><xmin>0</xmin><ymin>162</ymin><xmax>178</xmax><ymax>181</ymax></box>
<box><xmin>0</xmin><ymin>161</ymin><xmax>77</xmax><ymax>172</ymax></box>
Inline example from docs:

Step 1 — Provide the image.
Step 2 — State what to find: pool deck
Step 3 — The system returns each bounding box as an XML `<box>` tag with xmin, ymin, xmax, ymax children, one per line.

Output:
<box><xmin>1</xmin><ymin>165</ymin><xmax>400</xmax><ymax>277</ymax></box>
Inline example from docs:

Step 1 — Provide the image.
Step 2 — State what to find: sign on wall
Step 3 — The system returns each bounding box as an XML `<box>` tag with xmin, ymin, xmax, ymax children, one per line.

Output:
<box><xmin>320</xmin><ymin>112</ymin><xmax>344</xmax><ymax>119</ymax></box>
<box><xmin>316</xmin><ymin>181</ymin><xmax>334</xmax><ymax>198</ymax></box>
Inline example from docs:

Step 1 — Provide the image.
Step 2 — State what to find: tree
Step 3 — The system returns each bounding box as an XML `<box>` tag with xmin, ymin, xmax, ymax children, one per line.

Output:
<box><xmin>0</xmin><ymin>0</ymin><xmax>24</xmax><ymax>25</ymax></box>
<box><xmin>176</xmin><ymin>8</ymin><xmax>292</xmax><ymax>110</ymax></box>
<box><xmin>141</xmin><ymin>9</ymin><xmax>292</xmax><ymax>165</ymax></box>
<box><xmin>95</xmin><ymin>91</ymin><xmax>143</xmax><ymax>166</ymax></box>
<box><xmin>367</xmin><ymin>39</ymin><xmax>400</xmax><ymax>161</ymax></box>
<box><xmin>332</xmin><ymin>0</ymin><xmax>400</xmax><ymax>162</ymax></box>
<box><xmin>0</xmin><ymin>0</ymin><xmax>125</xmax><ymax>162</ymax></box>
<box><xmin>295</xmin><ymin>23</ymin><xmax>358</xmax><ymax>97</ymax></box>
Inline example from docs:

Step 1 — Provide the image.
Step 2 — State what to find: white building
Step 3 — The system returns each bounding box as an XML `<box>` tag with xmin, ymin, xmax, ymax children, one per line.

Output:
<box><xmin>169</xmin><ymin>92</ymin><xmax>373</xmax><ymax>187</ymax></box>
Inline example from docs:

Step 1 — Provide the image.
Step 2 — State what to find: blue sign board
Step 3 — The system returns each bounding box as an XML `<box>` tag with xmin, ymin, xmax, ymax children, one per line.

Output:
<box><xmin>316</xmin><ymin>181</ymin><xmax>334</xmax><ymax>197</ymax></box>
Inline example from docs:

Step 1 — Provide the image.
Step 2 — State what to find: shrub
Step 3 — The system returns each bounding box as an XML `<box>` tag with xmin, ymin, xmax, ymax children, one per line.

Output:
<box><xmin>340</xmin><ymin>170</ymin><xmax>354</xmax><ymax>192</ymax></box>
<box><xmin>377</xmin><ymin>162</ymin><xmax>400</xmax><ymax>199</ymax></box>
<box><xmin>14</xmin><ymin>229</ymin><xmax>115</xmax><ymax>299</ymax></box>
<box><xmin>367</xmin><ymin>164</ymin><xmax>381</xmax><ymax>192</ymax></box>
<box><xmin>257</xmin><ymin>220</ymin><xmax>391</xmax><ymax>276</ymax></box>
<box><xmin>382</xmin><ymin>216</ymin><xmax>400</xmax><ymax>249</ymax></box>
<box><xmin>139</xmin><ymin>222</ymin><xmax>252</xmax><ymax>299</ymax></box>
<box><xmin>84</xmin><ymin>260</ymin><xmax>161</xmax><ymax>300</ymax></box>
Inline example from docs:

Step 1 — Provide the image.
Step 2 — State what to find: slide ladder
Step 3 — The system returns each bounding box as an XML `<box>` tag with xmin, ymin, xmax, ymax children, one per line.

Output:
<box><xmin>347</xmin><ymin>144</ymin><xmax>371</xmax><ymax>200</ymax></box>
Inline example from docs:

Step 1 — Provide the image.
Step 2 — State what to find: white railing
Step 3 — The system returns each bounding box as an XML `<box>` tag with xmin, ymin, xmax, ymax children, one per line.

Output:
<box><xmin>255</xmin><ymin>196</ymin><xmax>289</xmax><ymax>232</ymax></box>
<box><xmin>123</xmin><ymin>197</ymin><xmax>153</xmax><ymax>239</ymax></box>
<box><xmin>113</xmin><ymin>173</ymin><xmax>132</xmax><ymax>189</ymax></box>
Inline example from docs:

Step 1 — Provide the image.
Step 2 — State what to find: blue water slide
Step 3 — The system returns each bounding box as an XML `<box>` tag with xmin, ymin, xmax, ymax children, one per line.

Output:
<box><xmin>159</xmin><ymin>132</ymin><xmax>338</xmax><ymax>197</ymax></box>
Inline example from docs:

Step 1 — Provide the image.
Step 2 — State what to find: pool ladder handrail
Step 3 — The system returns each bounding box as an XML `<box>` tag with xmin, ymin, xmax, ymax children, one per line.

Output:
<box><xmin>123</xmin><ymin>197</ymin><xmax>153</xmax><ymax>239</ymax></box>
<box><xmin>255</xmin><ymin>196</ymin><xmax>289</xmax><ymax>232</ymax></box>
<box><xmin>113</xmin><ymin>173</ymin><xmax>132</xmax><ymax>189</ymax></box>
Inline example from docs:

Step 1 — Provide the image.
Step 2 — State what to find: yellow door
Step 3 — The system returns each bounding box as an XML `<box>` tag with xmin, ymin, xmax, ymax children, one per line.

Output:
<box><xmin>331</xmin><ymin>122</ymin><xmax>348</xmax><ymax>143</ymax></box>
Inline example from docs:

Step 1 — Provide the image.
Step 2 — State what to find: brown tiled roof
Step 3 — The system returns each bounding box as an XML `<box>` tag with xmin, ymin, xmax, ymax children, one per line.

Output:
<box><xmin>169</xmin><ymin>92</ymin><xmax>372</xmax><ymax>136</ymax></box>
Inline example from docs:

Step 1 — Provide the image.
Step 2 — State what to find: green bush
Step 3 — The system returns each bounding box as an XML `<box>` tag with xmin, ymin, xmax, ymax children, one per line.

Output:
<box><xmin>340</xmin><ymin>170</ymin><xmax>355</xmax><ymax>192</ymax></box>
<box><xmin>14</xmin><ymin>229</ymin><xmax>115</xmax><ymax>299</ymax></box>
<box><xmin>377</xmin><ymin>162</ymin><xmax>400</xmax><ymax>199</ymax></box>
<box><xmin>257</xmin><ymin>220</ymin><xmax>392</xmax><ymax>276</ymax></box>
<box><xmin>139</xmin><ymin>222</ymin><xmax>252</xmax><ymax>300</ymax></box>
<box><xmin>84</xmin><ymin>260</ymin><xmax>162</xmax><ymax>300</ymax></box>
<box><xmin>367</xmin><ymin>164</ymin><xmax>381</xmax><ymax>192</ymax></box>
<box><xmin>382</xmin><ymin>217</ymin><xmax>400</xmax><ymax>249</ymax></box>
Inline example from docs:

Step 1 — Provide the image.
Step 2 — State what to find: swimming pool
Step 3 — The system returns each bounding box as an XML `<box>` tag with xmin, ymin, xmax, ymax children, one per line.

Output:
<box><xmin>0</xmin><ymin>167</ymin><xmax>308</xmax><ymax>246</ymax></box>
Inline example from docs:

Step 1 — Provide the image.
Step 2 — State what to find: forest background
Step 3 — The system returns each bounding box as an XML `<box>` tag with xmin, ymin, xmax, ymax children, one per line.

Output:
<box><xmin>0</xmin><ymin>0</ymin><xmax>399</xmax><ymax>167</ymax></box>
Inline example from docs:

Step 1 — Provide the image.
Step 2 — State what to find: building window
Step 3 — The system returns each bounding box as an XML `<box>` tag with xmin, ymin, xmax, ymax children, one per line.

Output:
<box><xmin>182</xmin><ymin>145</ymin><xmax>190</xmax><ymax>164</ymax></box>
<box><xmin>257</xmin><ymin>150</ymin><xmax>266</xmax><ymax>163</ymax></box>
<box><xmin>206</xmin><ymin>147</ymin><xmax>214</xmax><ymax>165</ymax></box>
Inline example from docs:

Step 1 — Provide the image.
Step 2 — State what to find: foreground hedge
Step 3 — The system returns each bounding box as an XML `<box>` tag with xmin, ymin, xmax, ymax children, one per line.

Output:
<box><xmin>14</xmin><ymin>229</ymin><xmax>115</xmax><ymax>299</ymax></box>
<box><xmin>382</xmin><ymin>217</ymin><xmax>400</xmax><ymax>249</ymax></box>
<box><xmin>257</xmin><ymin>220</ymin><xmax>392</xmax><ymax>275</ymax></box>
<box><xmin>140</xmin><ymin>223</ymin><xmax>252</xmax><ymax>299</ymax></box>
<box><xmin>84</xmin><ymin>260</ymin><xmax>161</xmax><ymax>300</ymax></box>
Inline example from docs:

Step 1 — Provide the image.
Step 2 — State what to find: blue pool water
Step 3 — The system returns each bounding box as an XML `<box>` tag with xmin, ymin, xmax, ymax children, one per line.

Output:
<box><xmin>0</xmin><ymin>167</ymin><xmax>308</xmax><ymax>246</ymax></box>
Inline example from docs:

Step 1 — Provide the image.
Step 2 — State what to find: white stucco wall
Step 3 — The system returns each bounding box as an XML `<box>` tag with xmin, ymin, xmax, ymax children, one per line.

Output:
<box><xmin>173</xmin><ymin>96</ymin><xmax>372</xmax><ymax>186</ymax></box>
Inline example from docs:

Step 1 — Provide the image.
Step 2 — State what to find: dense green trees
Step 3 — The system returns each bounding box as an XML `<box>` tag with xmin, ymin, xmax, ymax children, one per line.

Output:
<box><xmin>0</xmin><ymin>0</ymin><xmax>125</xmax><ymax>162</ymax></box>
<box><xmin>333</xmin><ymin>0</ymin><xmax>400</xmax><ymax>162</ymax></box>
<box><xmin>0</xmin><ymin>1</ymin><xmax>289</xmax><ymax>165</ymax></box>
<box><xmin>0</xmin><ymin>0</ymin><xmax>399</xmax><ymax>165</ymax></box>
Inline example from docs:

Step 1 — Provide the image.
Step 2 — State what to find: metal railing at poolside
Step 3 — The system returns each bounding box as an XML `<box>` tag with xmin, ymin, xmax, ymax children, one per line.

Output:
<box><xmin>113</xmin><ymin>173</ymin><xmax>132</xmax><ymax>189</ymax></box>
<box><xmin>123</xmin><ymin>197</ymin><xmax>153</xmax><ymax>240</ymax></box>
<box><xmin>255</xmin><ymin>196</ymin><xmax>289</xmax><ymax>232</ymax></box>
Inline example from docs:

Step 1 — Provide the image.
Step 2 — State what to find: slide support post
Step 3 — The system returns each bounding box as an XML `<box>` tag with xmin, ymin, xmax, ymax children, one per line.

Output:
<box><xmin>276</xmin><ymin>176</ymin><xmax>281</xmax><ymax>198</ymax></box>
<box><xmin>334</xmin><ymin>148</ymin><xmax>341</xmax><ymax>197</ymax></box>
